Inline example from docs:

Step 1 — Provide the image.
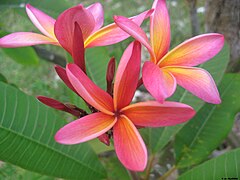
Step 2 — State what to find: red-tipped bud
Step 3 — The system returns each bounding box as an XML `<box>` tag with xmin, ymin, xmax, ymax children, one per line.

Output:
<box><xmin>98</xmin><ymin>133</ymin><xmax>110</xmax><ymax>146</ymax></box>
<box><xmin>106</xmin><ymin>57</ymin><xmax>116</xmax><ymax>95</ymax></box>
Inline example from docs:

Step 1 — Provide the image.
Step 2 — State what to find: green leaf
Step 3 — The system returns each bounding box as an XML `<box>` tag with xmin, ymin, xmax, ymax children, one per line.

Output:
<box><xmin>0</xmin><ymin>162</ymin><xmax>54</xmax><ymax>180</ymax></box>
<box><xmin>85</xmin><ymin>47</ymin><xmax>110</xmax><ymax>90</ymax></box>
<box><xmin>0</xmin><ymin>82</ymin><xmax>106</xmax><ymax>179</ymax></box>
<box><xmin>0</xmin><ymin>73</ymin><xmax>7</xmax><ymax>83</ymax></box>
<box><xmin>178</xmin><ymin>148</ymin><xmax>240</xmax><ymax>180</ymax></box>
<box><xmin>142</xmin><ymin>43</ymin><xmax>230</xmax><ymax>153</ymax></box>
<box><xmin>1</xmin><ymin>47</ymin><xmax>39</xmax><ymax>66</ymax></box>
<box><xmin>175</xmin><ymin>73</ymin><xmax>240</xmax><ymax>168</ymax></box>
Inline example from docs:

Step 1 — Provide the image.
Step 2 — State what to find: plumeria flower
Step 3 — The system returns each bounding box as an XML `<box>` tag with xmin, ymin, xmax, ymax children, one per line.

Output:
<box><xmin>0</xmin><ymin>3</ymin><xmax>152</xmax><ymax>54</ymax></box>
<box><xmin>114</xmin><ymin>0</ymin><xmax>224</xmax><ymax>104</ymax></box>
<box><xmin>54</xmin><ymin>41</ymin><xmax>195</xmax><ymax>171</ymax></box>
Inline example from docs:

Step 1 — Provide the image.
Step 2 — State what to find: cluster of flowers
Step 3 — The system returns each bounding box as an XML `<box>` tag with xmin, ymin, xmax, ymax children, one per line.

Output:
<box><xmin>0</xmin><ymin>0</ymin><xmax>224</xmax><ymax>171</ymax></box>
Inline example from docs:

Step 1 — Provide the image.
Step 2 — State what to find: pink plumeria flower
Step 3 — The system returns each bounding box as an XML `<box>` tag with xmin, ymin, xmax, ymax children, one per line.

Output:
<box><xmin>54</xmin><ymin>41</ymin><xmax>195</xmax><ymax>171</ymax></box>
<box><xmin>0</xmin><ymin>3</ymin><xmax>152</xmax><ymax>53</ymax></box>
<box><xmin>114</xmin><ymin>0</ymin><xmax>224</xmax><ymax>104</ymax></box>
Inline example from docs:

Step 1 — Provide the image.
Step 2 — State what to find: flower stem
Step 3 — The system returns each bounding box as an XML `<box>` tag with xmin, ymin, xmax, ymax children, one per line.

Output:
<box><xmin>129</xmin><ymin>170</ymin><xmax>139</xmax><ymax>180</ymax></box>
<box><xmin>158</xmin><ymin>165</ymin><xmax>176</xmax><ymax>180</ymax></box>
<box><xmin>144</xmin><ymin>155</ymin><xmax>155</xmax><ymax>180</ymax></box>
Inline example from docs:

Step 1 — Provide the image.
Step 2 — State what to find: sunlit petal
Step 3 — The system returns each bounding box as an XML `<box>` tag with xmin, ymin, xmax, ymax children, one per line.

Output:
<box><xmin>142</xmin><ymin>61</ymin><xmax>176</xmax><ymax>103</ymax></box>
<box><xmin>159</xmin><ymin>33</ymin><xmax>224</xmax><ymax>67</ymax></box>
<box><xmin>84</xmin><ymin>9</ymin><xmax>153</xmax><ymax>48</ymax></box>
<box><xmin>166</xmin><ymin>66</ymin><xmax>221</xmax><ymax>104</ymax></box>
<box><xmin>66</xmin><ymin>64</ymin><xmax>114</xmax><ymax>115</ymax></box>
<box><xmin>55</xmin><ymin>112</ymin><xmax>116</xmax><ymax>144</ymax></box>
<box><xmin>26</xmin><ymin>4</ymin><xmax>56</xmax><ymax>39</ymax></box>
<box><xmin>86</xmin><ymin>2</ymin><xmax>104</xmax><ymax>32</ymax></box>
<box><xmin>113</xmin><ymin>115</ymin><xmax>147</xmax><ymax>171</ymax></box>
<box><xmin>54</xmin><ymin>5</ymin><xmax>95</xmax><ymax>53</ymax></box>
<box><xmin>114</xmin><ymin>41</ymin><xmax>141</xmax><ymax>110</ymax></box>
<box><xmin>0</xmin><ymin>32</ymin><xmax>58</xmax><ymax>48</ymax></box>
<box><xmin>150</xmin><ymin>0</ymin><xmax>171</xmax><ymax>62</ymax></box>
<box><xmin>114</xmin><ymin>15</ymin><xmax>155</xmax><ymax>61</ymax></box>
<box><xmin>121</xmin><ymin>101</ymin><xmax>195</xmax><ymax>127</ymax></box>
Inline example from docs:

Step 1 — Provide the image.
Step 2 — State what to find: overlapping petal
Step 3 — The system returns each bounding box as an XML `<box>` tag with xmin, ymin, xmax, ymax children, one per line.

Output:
<box><xmin>54</xmin><ymin>5</ymin><xmax>95</xmax><ymax>53</ymax></box>
<box><xmin>165</xmin><ymin>66</ymin><xmax>221</xmax><ymax>104</ymax></box>
<box><xmin>0</xmin><ymin>32</ymin><xmax>58</xmax><ymax>48</ymax></box>
<box><xmin>86</xmin><ymin>2</ymin><xmax>104</xmax><ymax>32</ymax></box>
<box><xmin>114</xmin><ymin>15</ymin><xmax>155</xmax><ymax>61</ymax></box>
<box><xmin>113</xmin><ymin>115</ymin><xmax>147</xmax><ymax>171</ymax></box>
<box><xmin>26</xmin><ymin>4</ymin><xmax>56</xmax><ymax>39</ymax></box>
<box><xmin>159</xmin><ymin>33</ymin><xmax>224</xmax><ymax>67</ymax></box>
<box><xmin>72</xmin><ymin>22</ymin><xmax>85</xmax><ymax>72</ymax></box>
<box><xmin>55</xmin><ymin>112</ymin><xmax>116</xmax><ymax>144</ymax></box>
<box><xmin>66</xmin><ymin>64</ymin><xmax>114</xmax><ymax>115</ymax></box>
<box><xmin>54</xmin><ymin>65</ymin><xmax>77</xmax><ymax>94</ymax></box>
<box><xmin>150</xmin><ymin>0</ymin><xmax>171</xmax><ymax>62</ymax></box>
<box><xmin>121</xmin><ymin>101</ymin><xmax>195</xmax><ymax>127</ymax></box>
<box><xmin>84</xmin><ymin>9</ymin><xmax>153</xmax><ymax>48</ymax></box>
<box><xmin>113</xmin><ymin>41</ymin><xmax>141</xmax><ymax>110</ymax></box>
<box><xmin>142</xmin><ymin>61</ymin><xmax>176</xmax><ymax>103</ymax></box>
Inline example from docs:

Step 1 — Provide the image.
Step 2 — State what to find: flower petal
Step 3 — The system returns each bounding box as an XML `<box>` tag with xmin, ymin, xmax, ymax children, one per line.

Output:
<box><xmin>55</xmin><ymin>112</ymin><xmax>116</xmax><ymax>144</ymax></box>
<box><xmin>72</xmin><ymin>22</ymin><xmax>85</xmax><ymax>72</ymax></box>
<box><xmin>26</xmin><ymin>4</ymin><xmax>56</xmax><ymax>39</ymax></box>
<box><xmin>84</xmin><ymin>9</ymin><xmax>153</xmax><ymax>48</ymax></box>
<box><xmin>121</xmin><ymin>101</ymin><xmax>195</xmax><ymax>127</ymax></box>
<box><xmin>114</xmin><ymin>15</ymin><xmax>155</xmax><ymax>61</ymax></box>
<box><xmin>54</xmin><ymin>65</ymin><xmax>77</xmax><ymax>94</ymax></box>
<box><xmin>113</xmin><ymin>115</ymin><xmax>147</xmax><ymax>171</ymax></box>
<box><xmin>54</xmin><ymin>5</ymin><xmax>95</xmax><ymax>53</ymax></box>
<box><xmin>0</xmin><ymin>32</ymin><xmax>58</xmax><ymax>48</ymax></box>
<box><xmin>86</xmin><ymin>2</ymin><xmax>104</xmax><ymax>32</ymax></box>
<box><xmin>166</xmin><ymin>66</ymin><xmax>221</xmax><ymax>104</ymax></box>
<box><xmin>66</xmin><ymin>64</ymin><xmax>114</xmax><ymax>115</ymax></box>
<box><xmin>142</xmin><ymin>61</ymin><xmax>176</xmax><ymax>103</ymax></box>
<box><xmin>114</xmin><ymin>41</ymin><xmax>141</xmax><ymax>110</ymax></box>
<box><xmin>150</xmin><ymin>0</ymin><xmax>171</xmax><ymax>62</ymax></box>
<box><xmin>159</xmin><ymin>33</ymin><xmax>224</xmax><ymax>67</ymax></box>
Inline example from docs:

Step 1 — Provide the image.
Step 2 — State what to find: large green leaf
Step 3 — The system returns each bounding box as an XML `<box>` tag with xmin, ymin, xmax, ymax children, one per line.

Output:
<box><xmin>0</xmin><ymin>82</ymin><xmax>106</xmax><ymax>179</ymax></box>
<box><xmin>85</xmin><ymin>47</ymin><xmax>111</xmax><ymax>90</ymax></box>
<box><xmin>0</xmin><ymin>162</ymin><xmax>54</xmax><ymax>180</ymax></box>
<box><xmin>1</xmin><ymin>47</ymin><xmax>39</xmax><ymax>66</ymax></box>
<box><xmin>178</xmin><ymin>148</ymin><xmax>240</xmax><ymax>180</ymax></box>
<box><xmin>175</xmin><ymin>74</ymin><xmax>240</xmax><ymax>168</ymax></box>
<box><xmin>142</xmin><ymin>44</ymin><xmax>230</xmax><ymax>153</ymax></box>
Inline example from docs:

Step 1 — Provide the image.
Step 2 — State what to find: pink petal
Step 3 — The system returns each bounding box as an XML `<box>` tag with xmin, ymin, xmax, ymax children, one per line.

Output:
<box><xmin>26</xmin><ymin>4</ymin><xmax>56</xmax><ymax>39</ymax></box>
<box><xmin>166</xmin><ymin>66</ymin><xmax>221</xmax><ymax>104</ymax></box>
<box><xmin>113</xmin><ymin>115</ymin><xmax>147</xmax><ymax>171</ymax></box>
<box><xmin>150</xmin><ymin>0</ymin><xmax>171</xmax><ymax>62</ymax></box>
<box><xmin>121</xmin><ymin>101</ymin><xmax>195</xmax><ymax>127</ymax></box>
<box><xmin>54</xmin><ymin>65</ymin><xmax>78</xmax><ymax>94</ymax></box>
<box><xmin>66</xmin><ymin>64</ymin><xmax>114</xmax><ymax>115</ymax></box>
<box><xmin>86</xmin><ymin>2</ymin><xmax>104</xmax><ymax>32</ymax></box>
<box><xmin>142</xmin><ymin>61</ymin><xmax>176</xmax><ymax>103</ymax></box>
<box><xmin>159</xmin><ymin>33</ymin><xmax>224</xmax><ymax>67</ymax></box>
<box><xmin>0</xmin><ymin>32</ymin><xmax>58</xmax><ymax>48</ymax></box>
<box><xmin>72</xmin><ymin>22</ymin><xmax>85</xmax><ymax>72</ymax></box>
<box><xmin>113</xmin><ymin>41</ymin><xmax>141</xmax><ymax>110</ymax></box>
<box><xmin>54</xmin><ymin>5</ymin><xmax>95</xmax><ymax>53</ymax></box>
<box><xmin>55</xmin><ymin>112</ymin><xmax>116</xmax><ymax>144</ymax></box>
<box><xmin>114</xmin><ymin>15</ymin><xmax>155</xmax><ymax>61</ymax></box>
<box><xmin>84</xmin><ymin>9</ymin><xmax>153</xmax><ymax>48</ymax></box>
